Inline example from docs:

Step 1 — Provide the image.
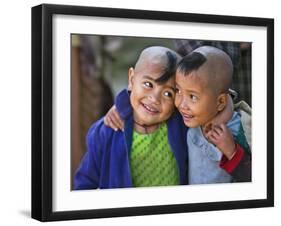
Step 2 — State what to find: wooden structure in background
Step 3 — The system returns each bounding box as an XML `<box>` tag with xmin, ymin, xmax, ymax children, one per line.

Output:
<box><xmin>71</xmin><ymin>36</ymin><xmax>114</xmax><ymax>189</ymax></box>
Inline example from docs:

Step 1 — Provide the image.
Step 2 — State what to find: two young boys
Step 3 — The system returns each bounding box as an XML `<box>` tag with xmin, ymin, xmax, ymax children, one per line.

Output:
<box><xmin>74</xmin><ymin>45</ymin><xmax>251</xmax><ymax>189</ymax></box>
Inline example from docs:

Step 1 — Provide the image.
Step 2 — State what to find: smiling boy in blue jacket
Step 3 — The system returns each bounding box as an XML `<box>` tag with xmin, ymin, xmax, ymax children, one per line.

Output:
<box><xmin>74</xmin><ymin>46</ymin><xmax>188</xmax><ymax>189</ymax></box>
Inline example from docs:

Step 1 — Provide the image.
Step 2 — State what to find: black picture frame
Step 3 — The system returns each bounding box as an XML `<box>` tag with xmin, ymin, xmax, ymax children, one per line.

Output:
<box><xmin>32</xmin><ymin>3</ymin><xmax>274</xmax><ymax>222</ymax></box>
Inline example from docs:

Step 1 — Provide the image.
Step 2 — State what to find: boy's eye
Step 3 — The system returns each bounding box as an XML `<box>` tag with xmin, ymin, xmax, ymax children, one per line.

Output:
<box><xmin>163</xmin><ymin>91</ymin><xmax>174</xmax><ymax>98</ymax></box>
<box><xmin>190</xmin><ymin>94</ymin><xmax>198</xmax><ymax>102</ymax></box>
<box><xmin>143</xmin><ymin>81</ymin><xmax>153</xmax><ymax>88</ymax></box>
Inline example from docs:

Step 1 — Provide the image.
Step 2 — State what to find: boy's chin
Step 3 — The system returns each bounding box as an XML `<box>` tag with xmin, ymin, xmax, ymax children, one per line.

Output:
<box><xmin>133</xmin><ymin>120</ymin><xmax>163</xmax><ymax>134</ymax></box>
<box><xmin>182</xmin><ymin>118</ymin><xmax>195</xmax><ymax>128</ymax></box>
<box><xmin>184</xmin><ymin>123</ymin><xmax>197</xmax><ymax>128</ymax></box>
<box><xmin>141</xmin><ymin>121</ymin><xmax>161</xmax><ymax>127</ymax></box>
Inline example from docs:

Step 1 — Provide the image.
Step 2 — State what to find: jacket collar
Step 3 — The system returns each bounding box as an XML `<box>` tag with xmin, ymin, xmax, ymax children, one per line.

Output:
<box><xmin>115</xmin><ymin>89</ymin><xmax>132</xmax><ymax>120</ymax></box>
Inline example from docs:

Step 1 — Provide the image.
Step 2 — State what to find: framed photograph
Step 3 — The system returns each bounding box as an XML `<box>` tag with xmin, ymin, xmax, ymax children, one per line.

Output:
<box><xmin>32</xmin><ymin>4</ymin><xmax>274</xmax><ymax>221</ymax></box>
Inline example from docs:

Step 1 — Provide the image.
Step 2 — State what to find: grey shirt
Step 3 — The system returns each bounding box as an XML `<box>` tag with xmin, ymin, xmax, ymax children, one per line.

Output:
<box><xmin>188</xmin><ymin>111</ymin><xmax>241</xmax><ymax>184</ymax></box>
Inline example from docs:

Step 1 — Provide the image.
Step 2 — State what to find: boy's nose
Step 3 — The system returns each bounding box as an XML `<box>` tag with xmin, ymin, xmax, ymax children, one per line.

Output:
<box><xmin>148</xmin><ymin>91</ymin><xmax>161</xmax><ymax>104</ymax></box>
<box><xmin>179</xmin><ymin>97</ymin><xmax>190</xmax><ymax>110</ymax></box>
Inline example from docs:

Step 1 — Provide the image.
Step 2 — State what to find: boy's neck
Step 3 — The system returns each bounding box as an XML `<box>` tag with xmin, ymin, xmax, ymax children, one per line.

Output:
<box><xmin>133</xmin><ymin>121</ymin><xmax>161</xmax><ymax>134</ymax></box>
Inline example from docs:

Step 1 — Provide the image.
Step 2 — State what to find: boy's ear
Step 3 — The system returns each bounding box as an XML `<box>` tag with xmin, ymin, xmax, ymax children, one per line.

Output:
<box><xmin>217</xmin><ymin>93</ymin><xmax>227</xmax><ymax>112</ymax></box>
<box><xmin>128</xmin><ymin>67</ymin><xmax>135</xmax><ymax>91</ymax></box>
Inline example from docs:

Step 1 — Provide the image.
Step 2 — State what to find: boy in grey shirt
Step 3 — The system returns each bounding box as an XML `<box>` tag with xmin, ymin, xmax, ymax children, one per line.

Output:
<box><xmin>175</xmin><ymin>46</ymin><xmax>251</xmax><ymax>184</ymax></box>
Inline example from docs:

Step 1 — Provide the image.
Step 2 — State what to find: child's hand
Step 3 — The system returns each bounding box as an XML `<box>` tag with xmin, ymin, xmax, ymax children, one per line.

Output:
<box><xmin>104</xmin><ymin>105</ymin><xmax>124</xmax><ymax>131</ymax></box>
<box><xmin>205</xmin><ymin>124</ymin><xmax>236</xmax><ymax>160</ymax></box>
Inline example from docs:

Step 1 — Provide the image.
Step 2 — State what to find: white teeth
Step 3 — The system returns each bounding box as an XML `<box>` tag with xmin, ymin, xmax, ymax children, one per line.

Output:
<box><xmin>143</xmin><ymin>104</ymin><xmax>158</xmax><ymax>113</ymax></box>
<box><xmin>183</xmin><ymin>113</ymin><xmax>193</xmax><ymax>118</ymax></box>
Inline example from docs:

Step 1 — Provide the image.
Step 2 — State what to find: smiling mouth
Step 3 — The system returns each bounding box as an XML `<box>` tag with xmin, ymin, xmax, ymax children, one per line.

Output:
<box><xmin>181</xmin><ymin>112</ymin><xmax>194</xmax><ymax>121</ymax></box>
<box><xmin>141</xmin><ymin>103</ymin><xmax>159</xmax><ymax>114</ymax></box>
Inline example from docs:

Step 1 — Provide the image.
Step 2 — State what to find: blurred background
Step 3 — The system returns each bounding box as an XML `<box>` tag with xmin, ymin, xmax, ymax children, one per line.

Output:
<box><xmin>71</xmin><ymin>34</ymin><xmax>252</xmax><ymax>188</ymax></box>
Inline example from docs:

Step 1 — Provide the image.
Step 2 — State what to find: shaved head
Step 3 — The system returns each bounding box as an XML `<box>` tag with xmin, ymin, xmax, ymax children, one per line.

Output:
<box><xmin>178</xmin><ymin>46</ymin><xmax>233</xmax><ymax>95</ymax></box>
<box><xmin>134</xmin><ymin>46</ymin><xmax>181</xmax><ymax>83</ymax></box>
<box><xmin>194</xmin><ymin>46</ymin><xmax>233</xmax><ymax>93</ymax></box>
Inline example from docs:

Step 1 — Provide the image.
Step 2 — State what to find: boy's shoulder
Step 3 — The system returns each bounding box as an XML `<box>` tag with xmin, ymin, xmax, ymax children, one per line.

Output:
<box><xmin>230</xmin><ymin>111</ymin><xmax>251</xmax><ymax>154</ymax></box>
<box><xmin>85</xmin><ymin>117</ymin><xmax>129</xmax><ymax>161</ymax></box>
<box><xmin>87</xmin><ymin>117</ymin><xmax>117</xmax><ymax>141</ymax></box>
<box><xmin>227</xmin><ymin>111</ymin><xmax>241</xmax><ymax>127</ymax></box>
<box><xmin>225</xmin><ymin>111</ymin><xmax>242</xmax><ymax>135</ymax></box>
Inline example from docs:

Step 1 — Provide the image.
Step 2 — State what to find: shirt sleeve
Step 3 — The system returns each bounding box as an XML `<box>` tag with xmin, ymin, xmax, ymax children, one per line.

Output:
<box><xmin>219</xmin><ymin>143</ymin><xmax>252</xmax><ymax>182</ymax></box>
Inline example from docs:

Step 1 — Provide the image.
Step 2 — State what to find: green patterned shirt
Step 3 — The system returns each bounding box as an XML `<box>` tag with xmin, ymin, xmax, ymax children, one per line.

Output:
<box><xmin>130</xmin><ymin>123</ymin><xmax>179</xmax><ymax>187</ymax></box>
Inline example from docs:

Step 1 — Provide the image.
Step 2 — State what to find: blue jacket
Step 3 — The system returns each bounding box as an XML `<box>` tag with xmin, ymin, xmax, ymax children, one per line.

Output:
<box><xmin>74</xmin><ymin>89</ymin><xmax>188</xmax><ymax>189</ymax></box>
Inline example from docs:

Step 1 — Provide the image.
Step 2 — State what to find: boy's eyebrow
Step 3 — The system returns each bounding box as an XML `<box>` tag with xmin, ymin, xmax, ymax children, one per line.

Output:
<box><xmin>165</xmin><ymin>85</ymin><xmax>176</xmax><ymax>92</ymax></box>
<box><xmin>175</xmin><ymin>82</ymin><xmax>200</xmax><ymax>94</ymax></box>
<box><xmin>143</xmin><ymin>75</ymin><xmax>176</xmax><ymax>91</ymax></box>
<box><xmin>142</xmin><ymin>75</ymin><xmax>156</xmax><ymax>81</ymax></box>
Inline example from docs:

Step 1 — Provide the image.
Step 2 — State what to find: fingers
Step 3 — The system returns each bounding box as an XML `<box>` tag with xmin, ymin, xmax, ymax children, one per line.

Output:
<box><xmin>219</xmin><ymin>123</ymin><xmax>227</xmax><ymax>132</ymax></box>
<box><xmin>203</xmin><ymin>123</ymin><xmax>212</xmax><ymax>134</ymax></box>
<box><xmin>111</xmin><ymin>106</ymin><xmax>124</xmax><ymax>130</ymax></box>
<box><xmin>104</xmin><ymin>113</ymin><xmax>118</xmax><ymax>131</ymax></box>
<box><xmin>211</xmin><ymin>124</ymin><xmax>223</xmax><ymax>137</ymax></box>
<box><xmin>205</xmin><ymin>124</ymin><xmax>224</xmax><ymax>144</ymax></box>
<box><xmin>103</xmin><ymin>106</ymin><xmax>124</xmax><ymax>131</ymax></box>
<box><xmin>104</xmin><ymin>115</ymin><xmax>109</xmax><ymax>126</ymax></box>
<box><xmin>206</xmin><ymin>132</ymin><xmax>218</xmax><ymax>143</ymax></box>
